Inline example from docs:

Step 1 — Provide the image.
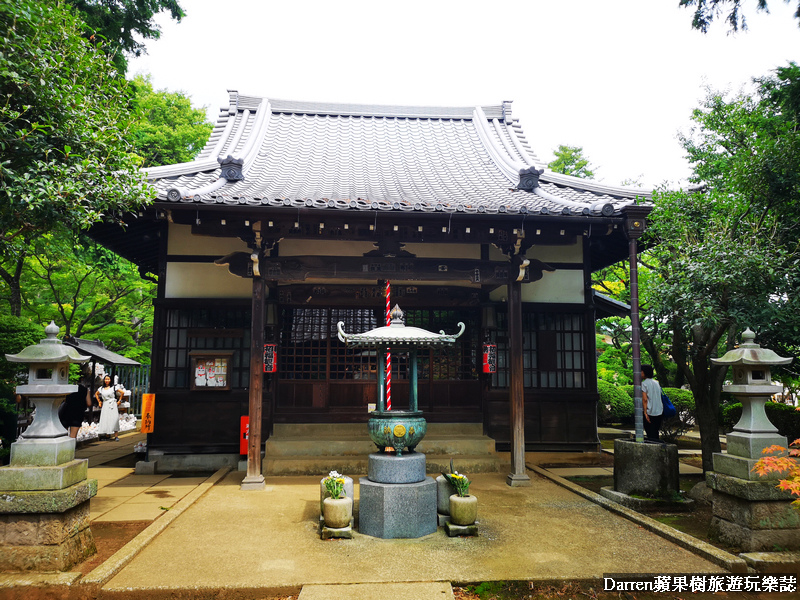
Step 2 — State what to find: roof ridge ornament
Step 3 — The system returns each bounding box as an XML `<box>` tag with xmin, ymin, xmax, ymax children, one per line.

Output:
<box><xmin>218</xmin><ymin>155</ymin><xmax>245</xmax><ymax>181</ymax></box>
<box><xmin>517</xmin><ymin>166</ymin><xmax>544</xmax><ymax>192</ymax></box>
<box><xmin>389</xmin><ymin>304</ymin><xmax>405</xmax><ymax>325</ymax></box>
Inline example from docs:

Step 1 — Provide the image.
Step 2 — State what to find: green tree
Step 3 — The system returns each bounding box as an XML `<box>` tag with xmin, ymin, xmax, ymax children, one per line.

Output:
<box><xmin>66</xmin><ymin>0</ymin><xmax>184</xmax><ymax>74</ymax></box>
<box><xmin>548</xmin><ymin>145</ymin><xmax>595</xmax><ymax>179</ymax></box>
<box><xmin>128</xmin><ymin>75</ymin><xmax>213</xmax><ymax>167</ymax></box>
<box><xmin>680</xmin><ymin>0</ymin><xmax>800</xmax><ymax>32</ymax></box>
<box><xmin>0</xmin><ymin>0</ymin><xmax>155</xmax><ymax>316</ymax></box>
<box><xmin>646</xmin><ymin>188</ymin><xmax>800</xmax><ymax>471</ymax></box>
<box><xmin>21</xmin><ymin>234</ymin><xmax>155</xmax><ymax>362</ymax></box>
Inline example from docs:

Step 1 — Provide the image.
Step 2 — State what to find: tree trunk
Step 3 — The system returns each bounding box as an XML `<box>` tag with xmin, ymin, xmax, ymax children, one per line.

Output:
<box><xmin>641</xmin><ymin>326</ymin><xmax>671</xmax><ymax>386</ymax></box>
<box><xmin>0</xmin><ymin>257</ymin><xmax>25</xmax><ymax>316</ymax></box>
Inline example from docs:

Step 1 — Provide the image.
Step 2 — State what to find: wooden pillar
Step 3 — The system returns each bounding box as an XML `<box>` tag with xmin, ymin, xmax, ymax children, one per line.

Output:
<box><xmin>507</xmin><ymin>277</ymin><xmax>531</xmax><ymax>486</ymax></box>
<box><xmin>241</xmin><ymin>275</ymin><xmax>266</xmax><ymax>491</ymax></box>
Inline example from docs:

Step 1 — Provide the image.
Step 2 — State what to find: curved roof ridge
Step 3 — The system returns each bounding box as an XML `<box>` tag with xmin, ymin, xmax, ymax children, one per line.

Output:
<box><xmin>237</xmin><ymin>94</ymin><xmax>505</xmax><ymax>120</ymax></box>
<box><xmin>541</xmin><ymin>171</ymin><xmax>652</xmax><ymax>200</ymax></box>
<box><xmin>471</xmin><ymin>106</ymin><xmax>522</xmax><ymax>183</ymax></box>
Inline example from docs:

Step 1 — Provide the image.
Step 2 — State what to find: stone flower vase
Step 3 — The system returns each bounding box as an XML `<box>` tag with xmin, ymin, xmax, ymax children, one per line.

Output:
<box><xmin>449</xmin><ymin>494</ymin><xmax>477</xmax><ymax>525</ymax></box>
<box><xmin>322</xmin><ymin>496</ymin><xmax>353</xmax><ymax>529</ymax></box>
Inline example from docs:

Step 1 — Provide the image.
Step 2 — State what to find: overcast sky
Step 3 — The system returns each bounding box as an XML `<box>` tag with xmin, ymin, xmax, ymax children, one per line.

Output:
<box><xmin>128</xmin><ymin>0</ymin><xmax>800</xmax><ymax>188</ymax></box>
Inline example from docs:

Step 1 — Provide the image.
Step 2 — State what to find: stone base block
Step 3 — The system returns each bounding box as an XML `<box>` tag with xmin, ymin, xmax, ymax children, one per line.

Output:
<box><xmin>727</xmin><ymin>431</ymin><xmax>787</xmax><ymax>461</ymax></box>
<box><xmin>613</xmin><ymin>439</ymin><xmax>679</xmax><ymax>497</ymax></box>
<box><xmin>0</xmin><ymin>459</ymin><xmax>87</xmax><ymax>491</ymax></box>
<box><xmin>707</xmin><ymin>471</ymin><xmax>795</xmax><ymax>502</ymax></box>
<box><xmin>10</xmin><ymin>438</ymin><xmax>75</xmax><ymax>468</ymax></box>
<box><xmin>437</xmin><ymin>512</ymin><xmax>451</xmax><ymax>526</ymax></box>
<box><xmin>135</xmin><ymin>460</ymin><xmax>158</xmax><ymax>475</ymax></box>
<box><xmin>599</xmin><ymin>486</ymin><xmax>694</xmax><ymax>512</ymax></box>
<box><xmin>444</xmin><ymin>520</ymin><xmax>478</xmax><ymax>537</ymax></box>
<box><xmin>0</xmin><ymin>501</ymin><xmax>95</xmax><ymax>571</ymax></box>
<box><xmin>713</xmin><ymin>453</ymin><xmax>785</xmax><ymax>481</ymax></box>
<box><xmin>320</xmin><ymin>524</ymin><xmax>353</xmax><ymax>540</ymax></box>
<box><xmin>359</xmin><ymin>476</ymin><xmax>436</xmax><ymax>539</ymax></box>
<box><xmin>710</xmin><ymin>516</ymin><xmax>800</xmax><ymax>552</ymax></box>
<box><xmin>368</xmin><ymin>452</ymin><xmax>426</xmax><ymax>484</ymax></box>
<box><xmin>712</xmin><ymin>491</ymin><xmax>800</xmax><ymax>530</ymax></box>
<box><xmin>436</xmin><ymin>474</ymin><xmax>455</xmax><ymax>514</ymax></box>
<box><xmin>0</xmin><ymin>479</ymin><xmax>97</xmax><ymax>514</ymax></box>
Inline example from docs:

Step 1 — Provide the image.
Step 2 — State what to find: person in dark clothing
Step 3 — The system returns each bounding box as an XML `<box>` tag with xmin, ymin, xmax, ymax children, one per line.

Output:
<box><xmin>59</xmin><ymin>381</ymin><xmax>91</xmax><ymax>438</ymax></box>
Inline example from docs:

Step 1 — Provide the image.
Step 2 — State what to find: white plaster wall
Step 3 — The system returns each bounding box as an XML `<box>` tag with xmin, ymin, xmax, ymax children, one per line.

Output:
<box><xmin>279</xmin><ymin>239</ymin><xmax>377</xmax><ymax>257</ymax></box>
<box><xmin>403</xmin><ymin>243</ymin><xmax>480</xmax><ymax>259</ymax></box>
<box><xmin>489</xmin><ymin>270</ymin><xmax>584</xmax><ymax>304</ymax></box>
<box><xmin>487</xmin><ymin>237</ymin><xmax>582</xmax><ymax>263</ymax></box>
<box><xmin>167</xmin><ymin>223</ymin><xmax>250</xmax><ymax>255</ymax></box>
<box><xmin>165</xmin><ymin>263</ymin><xmax>253</xmax><ymax>298</ymax></box>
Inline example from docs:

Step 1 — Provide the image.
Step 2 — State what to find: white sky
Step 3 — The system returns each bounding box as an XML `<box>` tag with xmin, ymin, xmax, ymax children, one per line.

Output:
<box><xmin>128</xmin><ymin>0</ymin><xmax>800</xmax><ymax>188</ymax></box>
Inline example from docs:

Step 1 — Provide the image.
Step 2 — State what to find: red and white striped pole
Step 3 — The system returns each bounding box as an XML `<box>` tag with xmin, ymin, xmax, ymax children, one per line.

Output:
<box><xmin>385</xmin><ymin>280</ymin><xmax>392</xmax><ymax>411</ymax></box>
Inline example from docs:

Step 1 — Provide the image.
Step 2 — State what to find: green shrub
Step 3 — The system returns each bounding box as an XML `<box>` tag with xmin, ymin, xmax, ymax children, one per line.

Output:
<box><xmin>722</xmin><ymin>402</ymin><xmax>800</xmax><ymax>443</ymax></box>
<box><xmin>660</xmin><ymin>387</ymin><xmax>695</xmax><ymax>442</ymax></box>
<box><xmin>597</xmin><ymin>380</ymin><xmax>634</xmax><ymax>424</ymax></box>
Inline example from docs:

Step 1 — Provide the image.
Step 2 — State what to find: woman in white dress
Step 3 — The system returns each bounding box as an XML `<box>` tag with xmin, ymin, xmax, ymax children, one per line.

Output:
<box><xmin>95</xmin><ymin>375</ymin><xmax>120</xmax><ymax>440</ymax></box>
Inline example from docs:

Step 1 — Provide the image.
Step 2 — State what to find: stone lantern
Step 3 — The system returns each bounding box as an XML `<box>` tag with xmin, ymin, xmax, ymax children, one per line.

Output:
<box><xmin>0</xmin><ymin>321</ymin><xmax>97</xmax><ymax>571</ymax></box>
<box><xmin>707</xmin><ymin>328</ymin><xmax>799</xmax><ymax>552</ymax></box>
<box><xmin>710</xmin><ymin>328</ymin><xmax>792</xmax><ymax>478</ymax></box>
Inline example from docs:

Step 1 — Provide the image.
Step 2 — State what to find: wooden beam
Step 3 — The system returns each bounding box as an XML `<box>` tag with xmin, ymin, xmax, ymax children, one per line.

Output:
<box><xmin>215</xmin><ymin>254</ymin><xmax>559</xmax><ymax>286</ymax></box>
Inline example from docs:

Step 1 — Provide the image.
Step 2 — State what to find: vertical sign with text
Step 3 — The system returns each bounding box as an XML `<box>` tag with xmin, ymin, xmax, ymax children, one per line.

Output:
<box><xmin>141</xmin><ymin>394</ymin><xmax>156</xmax><ymax>433</ymax></box>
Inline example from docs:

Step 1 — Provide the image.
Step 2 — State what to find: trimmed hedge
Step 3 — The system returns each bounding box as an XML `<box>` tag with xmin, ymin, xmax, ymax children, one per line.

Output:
<box><xmin>597</xmin><ymin>382</ymin><xmax>697</xmax><ymax>442</ymax></box>
<box><xmin>721</xmin><ymin>402</ymin><xmax>800</xmax><ymax>444</ymax></box>
<box><xmin>597</xmin><ymin>380</ymin><xmax>634</xmax><ymax>424</ymax></box>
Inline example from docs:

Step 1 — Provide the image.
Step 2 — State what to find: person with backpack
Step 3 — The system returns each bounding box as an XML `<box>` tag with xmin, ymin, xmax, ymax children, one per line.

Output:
<box><xmin>641</xmin><ymin>364</ymin><xmax>663</xmax><ymax>442</ymax></box>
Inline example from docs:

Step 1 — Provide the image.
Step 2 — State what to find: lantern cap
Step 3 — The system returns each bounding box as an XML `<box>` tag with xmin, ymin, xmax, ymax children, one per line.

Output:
<box><xmin>337</xmin><ymin>304</ymin><xmax>465</xmax><ymax>349</ymax></box>
<box><xmin>4</xmin><ymin>321</ymin><xmax>91</xmax><ymax>364</ymax></box>
<box><xmin>711</xmin><ymin>328</ymin><xmax>792</xmax><ymax>367</ymax></box>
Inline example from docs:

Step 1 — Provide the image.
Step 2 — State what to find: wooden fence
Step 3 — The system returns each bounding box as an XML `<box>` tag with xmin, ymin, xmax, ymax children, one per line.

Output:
<box><xmin>116</xmin><ymin>365</ymin><xmax>151</xmax><ymax>417</ymax></box>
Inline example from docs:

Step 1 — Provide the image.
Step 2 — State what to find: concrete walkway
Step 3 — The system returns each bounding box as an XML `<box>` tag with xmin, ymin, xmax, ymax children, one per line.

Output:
<box><xmin>2</xmin><ymin>430</ymin><xmax>747</xmax><ymax>600</ymax></box>
<box><xmin>98</xmin><ymin>468</ymin><xmax>726</xmax><ymax>598</ymax></box>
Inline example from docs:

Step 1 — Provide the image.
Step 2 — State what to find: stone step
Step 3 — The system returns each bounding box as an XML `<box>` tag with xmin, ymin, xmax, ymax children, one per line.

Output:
<box><xmin>264</xmin><ymin>435</ymin><xmax>496</xmax><ymax>457</ymax></box>
<box><xmin>272</xmin><ymin>422</ymin><xmax>484</xmax><ymax>437</ymax></box>
<box><xmin>264</xmin><ymin>422</ymin><xmax>498</xmax><ymax>475</ymax></box>
<box><xmin>263</xmin><ymin>453</ymin><xmax>501</xmax><ymax>476</ymax></box>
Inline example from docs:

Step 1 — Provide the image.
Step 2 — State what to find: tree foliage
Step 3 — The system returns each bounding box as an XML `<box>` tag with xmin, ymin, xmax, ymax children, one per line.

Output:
<box><xmin>680</xmin><ymin>0</ymin><xmax>800</xmax><ymax>32</ymax></box>
<box><xmin>22</xmin><ymin>234</ymin><xmax>155</xmax><ymax>363</ymax></box>
<box><xmin>66</xmin><ymin>0</ymin><xmax>184</xmax><ymax>74</ymax></box>
<box><xmin>0</xmin><ymin>0</ymin><xmax>154</xmax><ymax>286</ymax></box>
<box><xmin>594</xmin><ymin>64</ymin><xmax>800</xmax><ymax>472</ymax></box>
<box><xmin>548</xmin><ymin>145</ymin><xmax>595</xmax><ymax>179</ymax></box>
<box><xmin>128</xmin><ymin>74</ymin><xmax>212</xmax><ymax>167</ymax></box>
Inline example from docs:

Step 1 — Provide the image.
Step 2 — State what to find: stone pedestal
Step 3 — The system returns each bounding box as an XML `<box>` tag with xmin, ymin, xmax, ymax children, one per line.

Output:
<box><xmin>359</xmin><ymin>452</ymin><xmax>436</xmax><ymax>539</ymax></box>
<box><xmin>611</xmin><ymin>439</ymin><xmax>680</xmax><ymax>497</ymax></box>
<box><xmin>707</xmin><ymin>470</ymin><xmax>800</xmax><ymax>552</ymax></box>
<box><xmin>0</xmin><ymin>482</ymin><xmax>97</xmax><ymax>571</ymax></box>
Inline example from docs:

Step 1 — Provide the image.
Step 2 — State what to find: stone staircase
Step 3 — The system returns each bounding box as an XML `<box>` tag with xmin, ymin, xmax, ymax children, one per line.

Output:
<box><xmin>263</xmin><ymin>422</ymin><xmax>500</xmax><ymax>475</ymax></box>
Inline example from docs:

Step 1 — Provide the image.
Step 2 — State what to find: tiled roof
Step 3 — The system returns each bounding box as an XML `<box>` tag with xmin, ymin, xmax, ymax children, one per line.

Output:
<box><xmin>145</xmin><ymin>92</ymin><xmax>651</xmax><ymax>217</ymax></box>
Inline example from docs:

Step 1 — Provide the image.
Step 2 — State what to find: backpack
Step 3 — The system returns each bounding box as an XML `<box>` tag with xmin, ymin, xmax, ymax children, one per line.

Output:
<box><xmin>661</xmin><ymin>391</ymin><xmax>676</xmax><ymax>419</ymax></box>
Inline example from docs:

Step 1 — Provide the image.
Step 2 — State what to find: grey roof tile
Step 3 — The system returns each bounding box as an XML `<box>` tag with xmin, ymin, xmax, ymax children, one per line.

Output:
<box><xmin>147</xmin><ymin>92</ymin><xmax>651</xmax><ymax>216</ymax></box>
